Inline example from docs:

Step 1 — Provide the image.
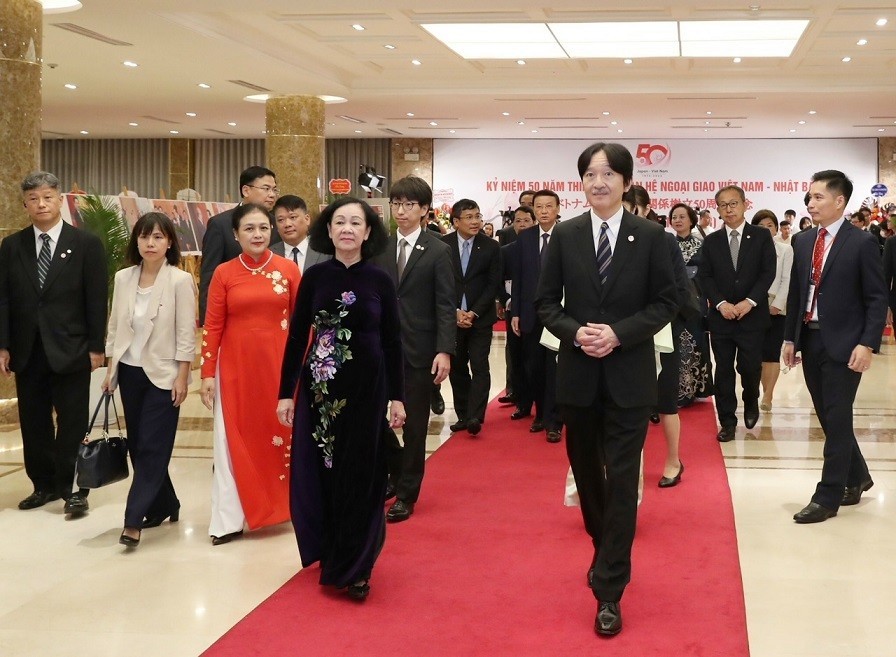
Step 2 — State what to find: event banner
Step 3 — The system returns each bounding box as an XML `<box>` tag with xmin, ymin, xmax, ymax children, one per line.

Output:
<box><xmin>433</xmin><ymin>138</ymin><xmax>880</xmax><ymax>229</ymax></box>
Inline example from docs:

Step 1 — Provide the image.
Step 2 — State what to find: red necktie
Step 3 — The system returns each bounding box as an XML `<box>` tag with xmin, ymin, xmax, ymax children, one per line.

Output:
<box><xmin>805</xmin><ymin>227</ymin><xmax>827</xmax><ymax>322</ymax></box>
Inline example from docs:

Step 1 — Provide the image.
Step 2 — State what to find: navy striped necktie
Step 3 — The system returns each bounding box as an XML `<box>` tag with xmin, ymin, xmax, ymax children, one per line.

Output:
<box><xmin>37</xmin><ymin>233</ymin><xmax>52</xmax><ymax>288</ymax></box>
<box><xmin>596</xmin><ymin>222</ymin><xmax>612</xmax><ymax>284</ymax></box>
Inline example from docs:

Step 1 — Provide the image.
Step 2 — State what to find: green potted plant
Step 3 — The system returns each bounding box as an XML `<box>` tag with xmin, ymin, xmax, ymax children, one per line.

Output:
<box><xmin>76</xmin><ymin>194</ymin><xmax>130</xmax><ymax>304</ymax></box>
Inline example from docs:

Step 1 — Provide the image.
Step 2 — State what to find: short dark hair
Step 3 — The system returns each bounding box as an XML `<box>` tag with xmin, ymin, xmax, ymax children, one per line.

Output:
<box><xmin>669</xmin><ymin>203</ymin><xmax>698</xmax><ymax>229</ymax></box>
<box><xmin>784</xmin><ymin>209</ymin><xmax>796</xmax><ymax>218</ymax></box>
<box><xmin>21</xmin><ymin>171</ymin><xmax>60</xmax><ymax>193</ymax></box>
<box><xmin>273</xmin><ymin>195</ymin><xmax>307</xmax><ymax>214</ymax></box>
<box><xmin>576</xmin><ymin>142</ymin><xmax>634</xmax><ymax>185</ymax></box>
<box><xmin>850</xmin><ymin>211</ymin><xmax>866</xmax><ymax>225</ymax></box>
<box><xmin>238</xmin><ymin>166</ymin><xmax>276</xmax><ymax>198</ymax></box>
<box><xmin>514</xmin><ymin>206</ymin><xmax>536</xmax><ymax>223</ymax></box>
<box><xmin>451</xmin><ymin>198</ymin><xmax>479</xmax><ymax>220</ymax></box>
<box><xmin>518</xmin><ymin>189</ymin><xmax>537</xmax><ymax>204</ymax></box>
<box><xmin>231</xmin><ymin>203</ymin><xmax>273</xmax><ymax>232</ymax></box>
<box><xmin>126</xmin><ymin>212</ymin><xmax>181</xmax><ymax>266</ymax></box>
<box><xmin>780</xmin><ymin>220</ymin><xmax>791</xmax><ymax>227</ymax></box>
<box><xmin>623</xmin><ymin>185</ymin><xmax>651</xmax><ymax>213</ymax></box>
<box><xmin>751</xmin><ymin>209</ymin><xmax>779</xmax><ymax>229</ymax></box>
<box><xmin>811</xmin><ymin>170</ymin><xmax>853</xmax><ymax>205</ymax></box>
<box><xmin>532</xmin><ymin>189</ymin><xmax>560</xmax><ymax>206</ymax></box>
<box><xmin>390</xmin><ymin>176</ymin><xmax>432</xmax><ymax>211</ymax></box>
<box><xmin>715</xmin><ymin>185</ymin><xmax>746</xmax><ymax>203</ymax></box>
<box><xmin>309</xmin><ymin>196</ymin><xmax>389</xmax><ymax>259</ymax></box>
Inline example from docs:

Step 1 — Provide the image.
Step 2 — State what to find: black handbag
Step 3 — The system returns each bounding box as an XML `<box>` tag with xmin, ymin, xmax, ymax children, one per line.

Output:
<box><xmin>76</xmin><ymin>392</ymin><xmax>129</xmax><ymax>489</ymax></box>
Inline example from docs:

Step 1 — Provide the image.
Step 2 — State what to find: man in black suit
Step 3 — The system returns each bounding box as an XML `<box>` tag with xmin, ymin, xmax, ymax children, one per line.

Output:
<box><xmin>198</xmin><ymin>165</ymin><xmax>280</xmax><ymax>324</ymax></box>
<box><xmin>884</xmin><ymin>224</ymin><xmax>896</xmax><ymax>328</ymax></box>
<box><xmin>0</xmin><ymin>171</ymin><xmax>108</xmax><ymax>515</ymax></box>
<box><xmin>497</xmin><ymin>189</ymin><xmax>535</xmax><ymax>246</ymax></box>
<box><xmin>372</xmin><ymin>176</ymin><xmax>456</xmax><ymax>522</ymax></box>
<box><xmin>508</xmin><ymin>190</ymin><xmax>563</xmax><ymax>442</ymax></box>
<box><xmin>536</xmin><ymin>143</ymin><xmax>677</xmax><ymax>636</ymax></box>
<box><xmin>442</xmin><ymin>199</ymin><xmax>501</xmax><ymax>436</ymax></box>
<box><xmin>784</xmin><ymin>170</ymin><xmax>887</xmax><ymax>524</ymax></box>
<box><xmin>272</xmin><ymin>195</ymin><xmax>330</xmax><ymax>273</ymax></box>
<box><xmin>698</xmin><ymin>185</ymin><xmax>776</xmax><ymax>442</ymax></box>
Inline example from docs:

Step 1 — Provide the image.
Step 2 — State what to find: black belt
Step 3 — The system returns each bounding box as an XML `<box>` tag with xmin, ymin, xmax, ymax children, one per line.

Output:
<box><xmin>805</xmin><ymin>320</ymin><xmax>820</xmax><ymax>330</ymax></box>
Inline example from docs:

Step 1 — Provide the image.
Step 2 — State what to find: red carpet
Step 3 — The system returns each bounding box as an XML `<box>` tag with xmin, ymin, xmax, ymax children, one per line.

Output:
<box><xmin>203</xmin><ymin>399</ymin><xmax>748</xmax><ymax>657</ymax></box>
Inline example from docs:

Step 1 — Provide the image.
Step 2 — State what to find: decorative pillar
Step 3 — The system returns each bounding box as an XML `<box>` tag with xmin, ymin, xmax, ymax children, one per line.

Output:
<box><xmin>0</xmin><ymin>0</ymin><xmax>42</xmax><ymax>241</ymax></box>
<box><xmin>265</xmin><ymin>95</ymin><xmax>325</xmax><ymax>212</ymax></box>
<box><xmin>168</xmin><ymin>138</ymin><xmax>195</xmax><ymax>199</ymax></box>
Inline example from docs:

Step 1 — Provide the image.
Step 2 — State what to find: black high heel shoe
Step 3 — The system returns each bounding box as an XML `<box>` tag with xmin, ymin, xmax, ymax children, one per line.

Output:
<box><xmin>119</xmin><ymin>528</ymin><xmax>141</xmax><ymax>547</ymax></box>
<box><xmin>211</xmin><ymin>530</ymin><xmax>243</xmax><ymax>546</ymax></box>
<box><xmin>347</xmin><ymin>580</ymin><xmax>370</xmax><ymax>600</ymax></box>
<box><xmin>143</xmin><ymin>508</ymin><xmax>180</xmax><ymax>529</ymax></box>
<box><xmin>658</xmin><ymin>462</ymin><xmax>684</xmax><ymax>488</ymax></box>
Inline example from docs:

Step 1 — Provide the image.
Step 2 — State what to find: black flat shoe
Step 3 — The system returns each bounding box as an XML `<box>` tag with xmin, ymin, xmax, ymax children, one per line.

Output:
<box><xmin>509</xmin><ymin>409</ymin><xmax>530</xmax><ymax>420</ymax></box>
<box><xmin>347</xmin><ymin>580</ymin><xmax>370</xmax><ymax>601</ymax></box>
<box><xmin>119</xmin><ymin>529</ymin><xmax>141</xmax><ymax>547</ymax></box>
<box><xmin>18</xmin><ymin>491</ymin><xmax>60</xmax><ymax>510</ymax></box>
<box><xmin>143</xmin><ymin>508</ymin><xmax>180</xmax><ymax>528</ymax></box>
<box><xmin>717</xmin><ymin>426</ymin><xmax>736</xmax><ymax>442</ymax></box>
<box><xmin>595</xmin><ymin>601</ymin><xmax>622</xmax><ymax>636</ymax></box>
<box><xmin>842</xmin><ymin>478</ymin><xmax>874</xmax><ymax>506</ymax></box>
<box><xmin>211</xmin><ymin>530</ymin><xmax>244</xmax><ymax>545</ymax></box>
<box><xmin>793</xmin><ymin>502</ymin><xmax>837</xmax><ymax>524</ymax></box>
<box><xmin>658</xmin><ymin>462</ymin><xmax>684</xmax><ymax>488</ymax></box>
<box><xmin>63</xmin><ymin>492</ymin><xmax>89</xmax><ymax>516</ymax></box>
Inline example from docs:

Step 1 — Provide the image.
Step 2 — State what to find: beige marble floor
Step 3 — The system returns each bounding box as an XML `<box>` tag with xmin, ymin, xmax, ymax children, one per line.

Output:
<box><xmin>0</xmin><ymin>333</ymin><xmax>894</xmax><ymax>656</ymax></box>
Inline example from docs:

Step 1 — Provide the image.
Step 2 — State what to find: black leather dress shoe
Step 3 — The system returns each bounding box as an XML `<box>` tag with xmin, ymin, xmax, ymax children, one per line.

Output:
<box><xmin>467</xmin><ymin>419</ymin><xmax>482</xmax><ymax>436</ymax></box>
<box><xmin>717</xmin><ymin>426</ymin><xmax>736</xmax><ymax>442</ymax></box>
<box><xmin>793</xmin><ymin>502</ymin><xmax>837</xmax><ymax>524</ymax></box>
<box><xmin>430</xmin><ymin>389</ymin><xmax>445</xmax><ymax>415</ymax></box>
<box><xmin>595</xmin><ymin>601</ymin><xmax>622</xmax><ymax>636</ymax></box>
<box><xmin>498</xmin><ymin>394</ymin><xmax>516</xmax><ymax>405</ymax></box>
<box><xmin>529</xmin><ymin>420</ymin><xmax>544</xmax><ymax>433</ymax></box>
<box><xmin>449</xmin><ymin>420</ymin><xmax>468</xmax><ymax>432</ymax></box>
<box><xmin>744</xmin><ymin>403</ymin><xmax>759</xmax><ymax>429</ymax></box>
<box><xmin>386</xmin><ymin>499</ymin><xmax>415</xmax><ymax>523</ymax></box>
<box><xmin>658</xmin><ymin>462</ymin><xmax>684</xmax><ymax>488</ymax></box>
<box><xmin>842</xmin><ymin>478</ymin><xmax>874</xmax><ymax>506</ymax></box>
<box><xmin>211</xmin><ymin>530</ymin><xmax>244</xmax><ymax>545</ymax></box>
<box><xmin>347</xmin><ymin>580</ymin><xmax>370</xmax><ymax>601</ymax></box>
<box><xmin>385</xmin><ymin>483</ymin><xmax>396</xmax><ymax>502</ymax></box>
<box><xmin>649</xmin><ymin>413</ymin><xmax>660</xmax><ymax>424</ymax></box>
<box><xmin>546</xmin><ymin>430</ymin><xmax>561</xmax><ymax>443</ymax></box>
<box><xmin>18</xmin><ymin>491</ymin><xmax>60</xmax><ymax>510</ymax></box>
<box><xmin>510</xmin><ymin>409</ymin><xmax>530</xmax><ymax>420</ymax></box>
<box><xmin>63</xmin><ymin>492</ymin><xmax>89</xmax><ymax>516</ymax></box>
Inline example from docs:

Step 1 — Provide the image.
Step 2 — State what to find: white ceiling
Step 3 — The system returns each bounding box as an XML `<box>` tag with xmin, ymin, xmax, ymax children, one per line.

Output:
<box><xmin>40</xmin><ymin>1</ymin><xmax>896</xmax><ymax>141</ymax></box>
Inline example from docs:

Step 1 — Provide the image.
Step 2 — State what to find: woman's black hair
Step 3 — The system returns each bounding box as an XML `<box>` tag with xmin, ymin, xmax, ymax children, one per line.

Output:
<box><xmin>231</xmin><ymin>202</ymin><xmax>272</xmax><ymax>232</ymax></box>
<box><xmin>309</xmin><ymin>196</ymin><xmax>389</xmax><ymax>259</ymax></box>
<box><xmin>669</xmin><ymin>203</ymin><xmax>698</xmax><ymax>230</ymax></box>
<box><xmin>126</xmin><ymin>212</ymin><xmax>181</xmax><ymax>266</ymax></box>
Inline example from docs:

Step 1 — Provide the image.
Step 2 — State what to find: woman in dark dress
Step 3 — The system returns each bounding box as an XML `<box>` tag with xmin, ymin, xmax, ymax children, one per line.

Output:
<box><xmin>669</xmin><ymin>203</ymin><xmax>714</xmax><ymax>406</ymax></box>
<box><xmin>278</xmin><ymin>197</ymin><xmax>405</xmax><ymax>601</ymax></box>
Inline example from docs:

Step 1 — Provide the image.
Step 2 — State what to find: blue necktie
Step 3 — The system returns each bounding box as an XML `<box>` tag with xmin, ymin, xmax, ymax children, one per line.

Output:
<box><xmin>37</xmin><ymin>233</ymin><xmax>52</xmax><ymax>288</ymax></box>
<box><xmin>461</xmin><ymin>239</ymin><xmax>471</xmax><ymax>310</ymax></box>
<box><xmin>596</xmin><ymin>222</ymin><xmax>612</xmax><ymax>285</ymax></box>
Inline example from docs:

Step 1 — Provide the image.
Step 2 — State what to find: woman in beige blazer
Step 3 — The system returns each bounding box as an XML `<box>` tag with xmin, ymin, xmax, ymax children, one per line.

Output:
<box><xmin>102</xmin><ymin>212</ymin><xmax>196</xmax><ymax>547</ymax></box>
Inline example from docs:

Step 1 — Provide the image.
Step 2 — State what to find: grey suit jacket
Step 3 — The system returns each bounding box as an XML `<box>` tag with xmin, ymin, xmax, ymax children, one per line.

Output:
<box><xmin>270</xmin><ymin>241</ymin><xmax>331</xmax><ymax>273</ymax></box>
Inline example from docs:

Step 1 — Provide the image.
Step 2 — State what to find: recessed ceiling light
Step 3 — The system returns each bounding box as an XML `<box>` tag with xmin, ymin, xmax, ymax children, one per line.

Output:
<box><xmin>617</xmin><ymin>129</ymin><xmax>623</xmax><ymax>133</ymax></box>
<box><xmin>878</xmin><ymin>128</ymin><xmax>886</xmax><ymax>132</ymax></box>
<box><xmin>244</xmin><ymin>94</ymin><xmax>270</xmax><ymax>103</ymax></box>
<box><xmin>449</xmin><ymin>130</ymin><xmax>456</xmax><ymax>134</ymax></box>
<box><xmin>704</xmin><ymin>129</ymin><xmax>709</xmax><ymax>133</ymax></box>
<box><xmin>798</xmin><ymin>120</ymin><xmax>806</xmax><ymax>125</ymax></box>
<box><xmin>407</xmin><ymin>112</ymin><xmax>415</xmax><ymax>117</ymax></box>
<box><xmin>531</xmin><ymin>129</ymin><xmax>538</xmax><ymax>133</ymax></box>
<box><xmin>384</xmin><ymin>44</ymin><xmax>396</xmax><ymax>50</ymax></box>
<box><xmin>429</xmin><ymin>121</ymin><xmax>438</xmax><ymax>126</ymax></box>
<box><xmin>411</xmin><ymin>59</ymin><xmax>422</xmax><ymax>66</ymax></box>
<box><xmin>128</xmin><ymin>122</ymin><xmax>138</xmax><ymax>127</ymax></box>
<box><xmin>623</xmin><ymin>59</ymin><xmax>633</xmax><ymax>64</ymax></box>
<box><xmin>705</xmin><ymin>121</ymin><xmax>710</xmax><ymax>125</ymax></box>
<box><xmin>354</xmin><ymin>129</ymin><xmax>362</xmax><ymax>133</ymax></box>
<box><xmin>261</xmin><ymin>130</ymin><xmax>267</xmax><ymax>135</ymax></box>
<box><xmin>39</xmin><ymin>1</ymin><xmax>82</xmax><ymax>13</ymax></box>
<box><xmin>789</xmin><ymin>129</ymin><xmax>796</xmax><ymax>133</ymax></box>
<box><xmin>602</xmin><ymin>111</ymin><xmax>610</xmax><ymax>116</ymax></box>
<box><xmin>857</xmin><ymin>39</ymin><xmax>868</xmax><ymax>46</ymax></box>
<box><xmin>808</xmin><ymin>110</ymin><xmax>817</xmax><ymax>114</ymax></box>
<box><xmin>79</xmin><ymin>130</ymin><xmax>88</xmax><ymax>134</ymax></box>
<box><xmin>64</xmin><ymin>83</ymin><xmax>77</xmax><ymax>89</ymax></box>
<box><xmin>502</xmin><ymin>112</ymin><xmax>510</xmax><ymax>116</ymax></box>
<box><xmin>198</xmin><ymin>83</ymin><xmax>210</xmax><ymax>89</ymax></box>
<box><xmin>749</xmin><ymin>5</ymin><xmax>761</xmax><ymax>11</ymax></box>
<box><xmin>876</xmin><ymin>18</ymin><xmax>888</xmax><ymax>27</ymax></box>
<box><xmin>842</xmin><ymin>56</ymin><xmax>851</xmax><ymax>62</ymax></box>
<box><xmin>123</xmin><ymin>61</ymin><xmax>138</xmax><ymax>68</ymax></box>
<box><xmin>610</xmin><ymin>121</ymin><xmax>618</xmax><ymax>125</ymax></box>
<box><xmin>517</xmin><ymin>121</ymin><xmax>525</xmax><ymax>125</ymax></box>
<box><xmin>352</xmin><ymin>24</ymin><xmax>365</xmax><ymax>31</ymax></box>
<box><xmin>228</xmin><ymin>122</ymin><xmax>237</xmax><ymax>126</ymax></box>
<box><xmin>186</xmin><ymin>112</ymin><xmax>197</xmax><ymax>117</ymax></box>
<box><xmin>706</xmin><ymin>111</ymin><xmax>712</xmax><ymax>115</ymax></box>
<box><xmin>517</xmin><ymin>60</ymin><xmax>526</xmax><ymax>65</ymax></box>
<box><xmin>733</xmin><ymin>57</ymin><xmax>741</xmax><ymax>63</ymax></box>
<box><xmin>170</xmin><ymin>130</ymin><xmax>179</xmax><ymax>134</ymax></box>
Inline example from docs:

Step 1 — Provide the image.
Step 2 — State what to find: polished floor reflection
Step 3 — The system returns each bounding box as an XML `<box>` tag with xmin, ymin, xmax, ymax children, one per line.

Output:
<box><xmin>0</xmin><ymin>332</ymin><xmax>893</xmax><ymax>656</ymax></box>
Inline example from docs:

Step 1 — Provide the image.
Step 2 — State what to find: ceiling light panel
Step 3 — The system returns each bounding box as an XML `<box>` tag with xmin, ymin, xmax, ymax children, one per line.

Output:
<box><xmin>422</xmin><ymin>23</ymin><xmax>566</xmax><ymax>59</ymax></box>
<box><xmin>680</xmin><ymin>20</ymin><xmax>808</xmax><ymax>57</ymax></box>
<box><xmin>550</xmin><ymin>22</ymin><xmax>680</xmax><ymax>58</ymax></box>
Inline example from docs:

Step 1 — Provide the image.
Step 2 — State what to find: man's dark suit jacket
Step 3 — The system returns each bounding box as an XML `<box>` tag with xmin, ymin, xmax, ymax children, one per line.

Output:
<box><xmin>508</xmin><ymin>225</ymin><xmax>548</xmax><ymax>334</ymax></box>
<box><xmin>0</xmin><ymin>221</ymin><xmax>107</xmax><ymax>373</ymax></box>
<box><xmin>270</xmin><ymin>241</ymin><xmax>331</xmax><ymax>272</ymax></box>
<box><xmin>198</xmin><ymin>206</ymin><xmax>280</xmax><ymax>324</ymax></box>
<box><xmin>785</xmin><ymin>222</ymin><xmax>886</xmax><ymax>360</ymax></box>
<box><xmin>882</xmin><ymin>235</ymin><xmax>896</xmax><ymax>317</ymax></box>
<box><xmin>497</xmin><ymin>225</ymin><xmax>517</xmax><ymax>246</ymax></box>
<box><xmin>535</xmin><ymin>210</ymin><xmax>678</xmax><ymax>409</ymax></box>
<box><xmin>697</xmin><ymin>221</ymin><xmax>777</xmax><ymax>335</ymax></box>
<box><xmin>441</xmin><ymin>232</ymin><xmax>501</xmax><ymax>328</ymax></box>
<box><xmin>372</xmin><ymin>230</ymin><xmax>456</xmax><ymax>368</ymax></box>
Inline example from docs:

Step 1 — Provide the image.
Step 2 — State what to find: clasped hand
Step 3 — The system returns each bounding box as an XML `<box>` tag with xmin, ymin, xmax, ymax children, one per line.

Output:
<box><xmin>576</xmin><ymin>323</ymin><xmax>620</xmax><ymax>358</ymax></box>
<box><xmin>720</xmin><ymin>301</ymin><xmax>753</xmax><ymax>321</ymax></box>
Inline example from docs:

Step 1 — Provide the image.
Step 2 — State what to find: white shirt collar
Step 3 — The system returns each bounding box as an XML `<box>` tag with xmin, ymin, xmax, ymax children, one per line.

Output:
<box><xmin>34</xmin><ymin>218</ymin><xmax>64</xmax><ymax>243</ymax></box>
<box><xmin>397</xmin><ymin>226</ymin><xmax>422</xmax><ymax>250</ymax></box>
<box><xmin>589</xmin><ymin>206</ymin><xmax>625</xmax><ymax>233</ymax></box>
<box><xmin>723</xmin><ymin>220</ymin><xmax>746</xmax><ymax>239</ymax></box>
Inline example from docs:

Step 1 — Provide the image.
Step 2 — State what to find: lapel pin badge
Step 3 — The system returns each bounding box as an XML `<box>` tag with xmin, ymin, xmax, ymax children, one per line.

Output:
<box><xmin>415</xmin><ymin>244</ymin><xmax>424</xmax><ymax>251</ymax></box>
<box><xmin>628</xmin><ymin>235</ymin><xmax>634</xmax><ymax>242</ymax></box>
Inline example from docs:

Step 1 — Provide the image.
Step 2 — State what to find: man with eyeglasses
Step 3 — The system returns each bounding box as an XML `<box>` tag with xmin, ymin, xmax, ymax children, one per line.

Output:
<box><xmin>199</xmin><ymin>165</ymin><xmax>281</xmax><ymax>324</ymax></box>
<box><xmin>441</xmin><ymin>199</ymin><xmax>501</xmax><ymax>437</ymax></box>
<box><xmin>698</xmin><ymin>185</ymin><xmax>776</xmax><ymax>442</ymax></box>
<box><xmin>373</xmin><ymin>176</ymin><xmax>456</xmax><ymax>523</ymax></box>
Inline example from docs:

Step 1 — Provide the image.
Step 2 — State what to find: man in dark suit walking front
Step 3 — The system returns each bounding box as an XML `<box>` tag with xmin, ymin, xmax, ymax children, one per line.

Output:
<box><xmin>372</xmin><ymin>176</ymin><xmax>456</xmax><ymax>523</ymax></box>
<box><xmin>784</xmin><ymin>170</ymin><xmax>886</xmax><ymax>523</ymax></box>
<box><xmin>0</xmin><ymin>171</ymin><xmax>108</xmax><ymax>515</ymax></box>
<box><xmin>198</xmin><ymin>165</ymin><xmax>280</xmax><ymax>324</ymax></box>
<box><xmin>536</xmin><ymin>143</ymin><xmax>678</xmax><ymax>636</ymax></box>
<box><xmin>698</xmin><ymin>185</ymin><xmax>776</xmax><ymax>441</ymax></box>
<box><xmin>442</xmin><ymin>199</ymin><xmax>501</xmax><ymax>436</ymax></box>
